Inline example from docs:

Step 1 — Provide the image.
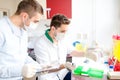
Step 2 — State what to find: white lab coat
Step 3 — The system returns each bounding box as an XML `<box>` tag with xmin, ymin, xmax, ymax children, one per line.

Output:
<box><xmin>34</xmin><ymin>31</ymin><xmax>69</xmax><ymax>80</ymax></box>
<box><xmin>0</xmin><ymin>17</ymin><xmax>37</xmax><ymax>80</ymax></box>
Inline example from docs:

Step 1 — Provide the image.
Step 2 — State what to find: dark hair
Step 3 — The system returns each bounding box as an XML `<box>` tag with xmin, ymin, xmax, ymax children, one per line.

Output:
<box><xmin>50</xmin><ymin>14</ymin><xmax>70</xmax><ymax>29</ymax></box>
<box><xmin>15</xmin><ymin>0</ymin><xmax>43</xmax><ymax>18</ymax></box>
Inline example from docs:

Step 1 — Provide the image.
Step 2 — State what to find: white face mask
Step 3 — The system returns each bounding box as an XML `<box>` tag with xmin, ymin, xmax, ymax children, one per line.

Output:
<box><xmin>27</xmin><ymin>22</ymin><xmax>38</xmax><ymax>30</ymax></box>
<box><xmin>24</xmin><ymin>22</ymin><xmax>38</xmax><ymax>30</ymax></box>
<box><xmin>55</xmin><ymin>32</ymin><xmax>65</xmax><ymax>41</ymax></box>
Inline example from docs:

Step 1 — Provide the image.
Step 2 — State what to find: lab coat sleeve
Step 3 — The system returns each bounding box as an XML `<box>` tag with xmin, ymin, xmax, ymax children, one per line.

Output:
<box><xmin>0</xmin><ymin>65</ymin><xmax>23</xmax><ymax>78</ymax></box>
<box><xmin>58</xmin><ymin>68</ymin><xmax>69</xmax><ymax>80</ymax></box>
<box><xmin>0</xmin><ymin>30</ymin><xmax>23</xmax><ymax>78</ymax></box>
<box><xmin>25</xmin><ymin>55</ymin><xmax>38</xmax><ymax>64</ymax></box>
<box><xmin>0</xmin><ymin>31</ymin><xmax>4</xmax><ymax>47</ymax></box>
<box><xmin>25</xmin><ymin>55</ymin><xmax>43</xmax><ymax>72</ymax></box>
<box><xmin>34</xmin><ymin>39</ymin><xmax>50</xmax><ymax>65</ymax></box>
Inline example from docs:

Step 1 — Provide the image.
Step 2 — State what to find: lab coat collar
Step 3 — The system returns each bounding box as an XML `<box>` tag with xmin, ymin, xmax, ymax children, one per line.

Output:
<box><xmin>5</xmin><ymin>17</ymin><xmax>25</xmax><ymax>37</ymax></box>
<box><xmin>45</xmin><ymin>29</ymin><xmax>54</xmax><ymax>43</ymax></box>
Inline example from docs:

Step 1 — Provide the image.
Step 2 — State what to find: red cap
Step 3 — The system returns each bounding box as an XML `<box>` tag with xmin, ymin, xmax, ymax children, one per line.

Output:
<box><xmin>112</xmin><ymin>35</ymin><xmax>120</xmax><ymax>40</ymax></box>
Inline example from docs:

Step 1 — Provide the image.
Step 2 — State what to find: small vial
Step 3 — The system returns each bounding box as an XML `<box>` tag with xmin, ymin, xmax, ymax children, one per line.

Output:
<box><xmin>66</xmin><ymin>54</ymin><xmax>72</xmax><ymax>62</ymax></box>
<box><xmin>109</xmin><ymin>65</ymin><xmax>114</xmax><ymax>72</ymax></box>
<box><xmin>104</xmin><ymin>61</ymin><xmax>109</xmax><ymax>74</ymax></box>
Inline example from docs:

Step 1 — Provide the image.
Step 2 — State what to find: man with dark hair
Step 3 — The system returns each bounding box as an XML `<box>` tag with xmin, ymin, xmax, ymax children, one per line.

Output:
<box><xmin>34</xmin><ymin>14</ymin><xmax>84</xmax><ymax>80</ymax></box>
<box><xmin>0</xmin><ymin>0</ymin><xmax>43</xmax><ymax>80</ymax></box>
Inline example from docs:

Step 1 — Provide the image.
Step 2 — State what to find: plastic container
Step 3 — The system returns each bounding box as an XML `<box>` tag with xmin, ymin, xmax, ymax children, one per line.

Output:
<box><xmin>109</xmin><ymin>65</ymin><xmax>114</xmax><ymax>72</ymax></box>
<box><xmin>88</xmin><ymin>68</ymin><xmax>104</xmax><ymax>78</ymax></box>
<box><xmin>112</xmin><ymin>35</ymin><xmax>120</xmax><ymax>62</ymax></box>
<box><xmin>73</xmin><ymin>66</ymin><xmax>83</xmax><ymax>75</ymax></box>
<box><xmin>73</xmin><ymin>40</ymin><xmax>87</xmax><ymax>52</ymax></box>
<box><xmin>114</xmin><ymin>61</ymin><xmax>120</xmax><ymax>71</ymax></box>
<box><xmin>103</xmin><ymin>61</ymin><xmax>109</xmax><ymax>74</ymax></box>
<box><xmin>74</xmin><ymin>66</ymin><xmax>104</xmax><ymax>79</ymax></box>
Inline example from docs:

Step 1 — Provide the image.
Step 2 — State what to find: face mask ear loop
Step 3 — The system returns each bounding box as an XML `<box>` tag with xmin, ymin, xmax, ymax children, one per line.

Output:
<box><xmin>52</xmin><ymin>27</ymin><xmax>57</xmax><ymax>38</ymax></box>
<box><xmin>22</xmin><ymin>17</ymin><xmax>26</xmax><ymax>30</ymax></box>
<box><xmin>23</xmin><ymin>15</ymin><xmax>31</xmax><ymax>30</ymax></box>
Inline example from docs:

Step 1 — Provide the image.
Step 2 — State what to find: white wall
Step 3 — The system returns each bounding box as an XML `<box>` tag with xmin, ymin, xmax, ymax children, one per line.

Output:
<box><xmin>0</xmin><ymin>0</ymin><xmax>46</xmax><ymax>18</ymax></box>
<box><xmin>37</xmin><ymin>0</ymin><xmax>47</xmax><ymax>19</ymax></box>
<box><xmin>95</xmin><ymin>0</ymin><xmax>120</xmax><ymax>49</ymax></box>
<box><xmin>68</xmin><ymin>0</ymin><xmax>120</xmax><ymax>50</ymax></box>
<box><xmin>69</xmin><ymin>0</ymin><xmax>93</xmax><ymax>46</ymax></box>
<box><xmin>0</xmin><ymin>0</ymin><xmax>18</xmax><ymax>16</ymax></box>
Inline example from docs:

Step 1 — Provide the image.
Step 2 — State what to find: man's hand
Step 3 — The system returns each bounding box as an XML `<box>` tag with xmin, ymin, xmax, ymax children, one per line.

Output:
<box><xmin>70</xmin><ymin>50</ymin><xmax>85</xmax><ymax>57</ymax></box>
<box><xmin>59</xmin><ymin>64</ymin><xmax>65</xmax><ymax>70</ymax></box>
<box><xmin>22</xmin><ymin>64</ymin><xmax>41</xmax><ymax>78</ymax></box>
<box><xmin>64</xmin><ymin>62</ymin><xmax>76</xmax><ymax>71</ymax></box>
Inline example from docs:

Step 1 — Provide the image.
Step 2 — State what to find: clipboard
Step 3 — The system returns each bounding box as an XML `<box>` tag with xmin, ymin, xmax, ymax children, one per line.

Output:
<box><xmin>36</xmin><ymin>65</ymin><xmax>61</xmax><ymax>75</ymax></box>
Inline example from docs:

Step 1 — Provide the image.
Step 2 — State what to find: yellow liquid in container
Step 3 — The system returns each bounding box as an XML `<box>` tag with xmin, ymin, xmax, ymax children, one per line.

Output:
<box><xmin>113</xmin><ymin>36</ymin><xmax>120</xmax><ymax>62</ymax></box>
<box><xmin>75</xmin><ymin>43</ymin><xmax>87</xmax><ymax>52</ymax></box>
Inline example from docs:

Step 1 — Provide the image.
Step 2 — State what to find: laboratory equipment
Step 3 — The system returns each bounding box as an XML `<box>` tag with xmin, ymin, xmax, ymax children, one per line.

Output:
<box><xmin>112</xmin><ymin>35</ymin><xmax>120</xmax><ymax>61</ymax></box>
<box><xmin>73</xmin><ymin>66</ymin><xmax>104</xmax><ymax>78</ymax></box>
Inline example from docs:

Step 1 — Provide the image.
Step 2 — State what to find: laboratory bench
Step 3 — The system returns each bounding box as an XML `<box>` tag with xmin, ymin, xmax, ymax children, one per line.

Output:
<box><xmin>25</xmin><ymin>49</ymin><xmax>120</xmax><ymax>80</ymax></box>
<box><xmin>72</xmin><ymin>74</ymin><xmax>120</xmax><ymax>80</ymax></box>
<box><xmin>72</xmin><ymin>74</ymin><xmax>107</xmax><ymax>80</ymax></box>
<box><xmin>71</xmin><ymin>57</ymin><xmax>120</xmax><ymax>80</ymax></box>
<box><xmin>23</xmin><ymin>73</ymin><xmax>120</xmax><ymax>80</ymax></box>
